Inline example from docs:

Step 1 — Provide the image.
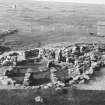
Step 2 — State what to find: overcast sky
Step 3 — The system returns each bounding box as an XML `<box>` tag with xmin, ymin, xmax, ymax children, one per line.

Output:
<box><xmin>35</xmin><ymin>0</ymin><xmax>105</xmax><ymax>4</ymax></box>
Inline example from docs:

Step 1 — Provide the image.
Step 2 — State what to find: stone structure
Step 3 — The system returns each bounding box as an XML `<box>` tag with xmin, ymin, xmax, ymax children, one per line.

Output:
<box><xmin>0</xmin><ymin>43</ymin><xmax>105</xmax><ymax>88</ymax></box>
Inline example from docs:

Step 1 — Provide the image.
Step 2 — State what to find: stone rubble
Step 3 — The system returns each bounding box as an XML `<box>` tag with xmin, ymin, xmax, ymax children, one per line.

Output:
<box><xmin>35</xmin><ymin>96</ymin><xmax>43</xmax><ymax>103</ymax></box>
<box><xmin>0</xmin><ymin>43</ymin><xmax>105</xmax><ymax>88</ymax></box>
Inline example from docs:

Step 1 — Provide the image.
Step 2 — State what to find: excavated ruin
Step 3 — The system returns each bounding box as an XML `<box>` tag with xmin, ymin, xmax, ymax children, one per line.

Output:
<box><xmin>0</xmin><ymin>43</ymin><xmax>105</xmax><ymax>89</ymax></box>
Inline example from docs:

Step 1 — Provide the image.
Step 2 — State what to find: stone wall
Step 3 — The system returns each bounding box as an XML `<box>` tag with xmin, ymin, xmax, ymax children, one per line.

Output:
<box><xmin>0</xmin><ymin>43</ymin><xmax>105</xmax><ymax>88</ymax></box>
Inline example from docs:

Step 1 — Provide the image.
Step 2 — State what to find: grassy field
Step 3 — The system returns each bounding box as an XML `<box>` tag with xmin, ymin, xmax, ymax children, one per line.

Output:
<box><xmin>0</xmin><ymin>88</ymin><xmax>105</xmax><ymax>105</ymax></box>
<box><xmin>1</xmin><ymin>0</ymin><xmax>105</xmax><ymax>49</ymax></box>
<box><xmin>1</xmin><ymin>0</ymin><xmax>105</xmax><ymax>105</ymax></box>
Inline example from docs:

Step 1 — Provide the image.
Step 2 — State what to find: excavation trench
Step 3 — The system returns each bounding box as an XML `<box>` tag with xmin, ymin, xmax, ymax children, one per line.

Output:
<box><xmin>1</xmin><ymin>43</ymin><xmax>105</xmax><ymax>88</ymax></box>
<box><xmin>3</xmin><ymin>63</ymin><xmax>51</xmax><ymax>87</ymax></box>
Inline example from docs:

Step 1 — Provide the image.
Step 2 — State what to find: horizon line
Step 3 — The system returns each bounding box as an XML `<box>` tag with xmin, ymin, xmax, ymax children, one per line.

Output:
<box><xmin>33</xmin><ymin>0</ymin><xmax>105</xmax><ymax>4</ymax></box>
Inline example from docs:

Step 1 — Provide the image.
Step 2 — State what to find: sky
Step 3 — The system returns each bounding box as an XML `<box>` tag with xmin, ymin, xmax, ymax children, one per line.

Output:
<box><xmin>35</xmin><ymin>0</ymin><xmax>105</xmax><ymax>4</ymax></box>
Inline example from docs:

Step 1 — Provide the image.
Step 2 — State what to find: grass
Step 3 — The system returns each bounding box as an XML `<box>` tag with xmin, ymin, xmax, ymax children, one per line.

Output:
<box><xmin>0</xmin><ymin>0</ymin><xmax>105</xmax><ymax>49</ymax></box>
<box><xmin>0</xmin><ymin>88</ymin><xmax>105</xmax><ymax>105</ymax></box>
<box><xmin>0</xmin><ymin>0</ymin><xmax>105</xmax><ymax>105</ymax></box>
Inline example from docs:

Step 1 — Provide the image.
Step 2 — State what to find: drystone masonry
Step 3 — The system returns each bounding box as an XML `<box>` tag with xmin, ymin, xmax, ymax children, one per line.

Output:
<box><xmin>0</xmin><ymin>43</ymin><xmax>105</xmax><ymax>88</ymax></box>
